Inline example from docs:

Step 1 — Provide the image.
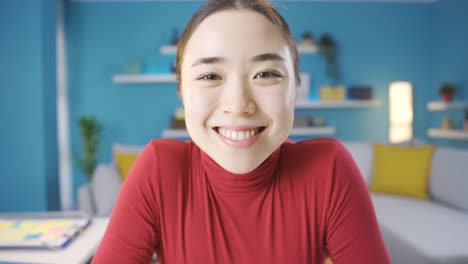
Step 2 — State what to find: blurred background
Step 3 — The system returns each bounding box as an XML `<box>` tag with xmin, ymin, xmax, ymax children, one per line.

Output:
<box><xmin>1</xmin><ymin>0</ymin><xmax>467</xmax><ymax>213</ymax></box>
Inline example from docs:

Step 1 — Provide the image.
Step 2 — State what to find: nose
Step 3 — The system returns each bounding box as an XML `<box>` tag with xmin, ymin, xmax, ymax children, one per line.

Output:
<box><xmin>219</xmin><ymin>78</ymin><xmax>256</xmax><ymax>116</ymax></box>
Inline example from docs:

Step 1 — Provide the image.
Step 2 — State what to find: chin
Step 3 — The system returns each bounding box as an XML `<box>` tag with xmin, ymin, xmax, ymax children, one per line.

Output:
<box><xmin>223</xmin><ymin>149</ymin><xmax>268</xmax><ymax>173</ymax></box>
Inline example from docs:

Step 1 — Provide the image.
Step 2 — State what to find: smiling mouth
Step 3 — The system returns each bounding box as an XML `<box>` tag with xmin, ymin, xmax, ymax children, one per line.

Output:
<box><xmin>213</xmin><ymin>127</ymin><xmax>266</xmax><ymax>141</ymax></box>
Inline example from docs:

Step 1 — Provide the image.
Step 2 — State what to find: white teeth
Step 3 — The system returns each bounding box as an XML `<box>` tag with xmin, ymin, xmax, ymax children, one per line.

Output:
<box><xmin>218</xmin><ymin>127</ymin><xmax>260</xmax><ymax>141</ymax></box>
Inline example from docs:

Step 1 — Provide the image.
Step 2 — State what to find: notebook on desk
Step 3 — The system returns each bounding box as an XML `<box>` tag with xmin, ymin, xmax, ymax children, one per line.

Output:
<box><xmin>0</xmin><ymin>218</ymin><xmax>92</xmax><ymax>250</ymax></box>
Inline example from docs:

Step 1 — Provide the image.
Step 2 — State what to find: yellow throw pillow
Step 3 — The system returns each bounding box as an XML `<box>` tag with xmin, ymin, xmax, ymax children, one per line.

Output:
<box><xmin>370</xmin><ymin>143</ymin><xmax>435</xmax><ymax>200</ymax></box>
<box><xmin>114</xmin><ymin>152</ymin><xmax>139</xmax><ymax>181</ymax></box>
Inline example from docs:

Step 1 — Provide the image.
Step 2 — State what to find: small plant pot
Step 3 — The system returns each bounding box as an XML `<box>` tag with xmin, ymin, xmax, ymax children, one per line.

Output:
<box><xmin>441</xmin><ymin>93</ymin><xmax>453</xmax><ymax>102</ymax></box>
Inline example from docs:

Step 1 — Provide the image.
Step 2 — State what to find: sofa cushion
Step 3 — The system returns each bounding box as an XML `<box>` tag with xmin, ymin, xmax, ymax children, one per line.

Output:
<box><xmin>112</xmin><ymin>143</ymin><xmax>144</xmax><ymax>180</ymax></box>
<box><xmin>114</xmin><ymin>152</ymin><xmax>139</xmax><ymax>180</ymax></box>
<box><xmin>342</xmin><ymin>141</ymin><xmax>373</xmax><ymax>185</ymax></box>
<box><xmin>430</xmin><ymin>147</ymin><xmax>468</xmax><ymax>212</ymax></box>
<box><xmin>371</xmin><ymin>194</ymin><xmax>468</xmax><ymax>263</ymax></box>
<box><xmin>370</xmin><ymin>144</ymin><xmax>434</xmax><ymax>200</ymax></box>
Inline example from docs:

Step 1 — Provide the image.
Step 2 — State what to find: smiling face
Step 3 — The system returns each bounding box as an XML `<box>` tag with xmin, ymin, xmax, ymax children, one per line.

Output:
<box><xmin>180</xmin><ymin>10</ymin><xmax>296</xmax><ymax>174</ymax></box>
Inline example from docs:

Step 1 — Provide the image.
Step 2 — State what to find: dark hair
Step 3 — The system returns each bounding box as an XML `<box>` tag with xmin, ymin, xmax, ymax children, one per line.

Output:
<box><xmin>176</xmin><ymin>0</ymin><xmax>301</xmax><ymax>91</ymax></box>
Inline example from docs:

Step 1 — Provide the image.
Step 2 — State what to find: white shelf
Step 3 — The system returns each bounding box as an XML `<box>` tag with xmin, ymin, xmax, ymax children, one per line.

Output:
<box><xmin>160</xmin><ymin>45</ymin><xmax>318</xmax><ymax>55</ymax></box>
<box><xmin>427</xmin><ymin>128</ymin><xmax>468</xmax><ymax>140</ymax></box>
<box><xmin>162</xmin><ymin>127</ymin><xmax>335</xmax><ymax>138</ymax></box>
<box><xmin>297</xmin><ymin>45</ymin><xmax>318</xmax><ymax>54</ymax></box>
<box><xmin>160</xmin><ymin>45</ymin><xmax>177</xmax><ymax>54</ymax></box>
<box><xmin>162</xmin><ymin>129</ymin><xmax>190</xmax><ymax>138</ymax></box>
<box><xmin>290</xmin><ymin>126</ymin><xmax>336</xmax><ymax>136</ymax></box>
<box><xmin>295</xmin><ymin>99</ymin><xmax>383</xmax><ymax>109</ymax></box>
<box><xmin>426</xmin><ymin>101</ymin><xmax>466</xmax><ymax>111</ymax></box>
<box><xmin>112</xmin><ymin>74</ymin><xmax>177</xmax><ymax>83</ymax></box>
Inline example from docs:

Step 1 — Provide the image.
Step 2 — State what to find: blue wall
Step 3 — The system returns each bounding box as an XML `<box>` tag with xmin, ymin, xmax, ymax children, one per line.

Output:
<box><xmin>1</xmin><ymin>0</ymin><xmax>467</xmax><ymax>212</ymax></box>
<box><xmin>0</xmin><ymin>0</ymin><xmax>59</xmax><ymax>212</ymax></box>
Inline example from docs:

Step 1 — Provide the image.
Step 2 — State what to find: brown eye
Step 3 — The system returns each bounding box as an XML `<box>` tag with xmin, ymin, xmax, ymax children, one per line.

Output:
<box><xmin>197</xmin><ymin>73</ymin><xmax>222</xmax><ymax>81</ymax></box>
<box><xmin>254</xmin><ymin>71</ymin><xmax>281</xmax><ymax>79</ymax></box>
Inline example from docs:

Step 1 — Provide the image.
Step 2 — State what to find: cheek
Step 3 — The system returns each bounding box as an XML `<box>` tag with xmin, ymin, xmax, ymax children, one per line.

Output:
<box><xmin>182</xmin><ymin>87</ymin><xmax>217</xmax><ymax>120</ymax></box>
<box><xmin>257</xmin><ymin>87</ymin><xmax>295</xmax><ymax>119</ymax></box>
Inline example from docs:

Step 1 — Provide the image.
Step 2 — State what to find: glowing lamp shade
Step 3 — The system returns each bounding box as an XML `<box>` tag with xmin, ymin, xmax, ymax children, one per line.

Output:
<box><xmin>389</xmin><ymin>82</ymin><xmax>413</xmax><ymax>143</ymax></box>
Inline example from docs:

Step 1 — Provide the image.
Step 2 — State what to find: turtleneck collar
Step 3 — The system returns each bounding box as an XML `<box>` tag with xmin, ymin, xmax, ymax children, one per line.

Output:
<box><xmin>198</xmin><ymin>144</ymin><xmax>282</xmax><ymax>197</ymax></box>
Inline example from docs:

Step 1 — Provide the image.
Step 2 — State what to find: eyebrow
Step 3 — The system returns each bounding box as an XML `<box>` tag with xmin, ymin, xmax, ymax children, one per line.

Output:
<box><xmin>251</xmin><ymin>53</ymin><xmax>284</xmax><ymax>63</ymax></box>
<box><xmin>191</xmin><ymin>57</ymin><xmax>226</xmax><ymax>68</ymax></box>
<box><xmin>190</xmin><ymin>53</ymin><xmax>284</xmax><ymax>68</ymax></box>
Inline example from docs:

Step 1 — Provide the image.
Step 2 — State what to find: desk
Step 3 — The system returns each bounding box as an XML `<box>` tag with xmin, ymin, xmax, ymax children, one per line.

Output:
<box><xmin>0</xmin><ymin>217</ymin><xmax>109</xmax><ymax>264</ymax></box>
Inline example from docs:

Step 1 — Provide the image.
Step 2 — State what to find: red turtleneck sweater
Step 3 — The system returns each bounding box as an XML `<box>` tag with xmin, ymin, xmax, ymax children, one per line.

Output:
<box><xmin>93</xmin><ymin>138</ymin><xmax>390</xmax><ymax>264</ymax></box>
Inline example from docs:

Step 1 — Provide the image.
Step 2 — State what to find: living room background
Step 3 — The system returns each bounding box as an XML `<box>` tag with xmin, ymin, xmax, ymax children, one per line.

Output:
<box><xmin>1</xmin><ymin>0</ymin><xmax>467</xmax><ymax>212</ymax></box>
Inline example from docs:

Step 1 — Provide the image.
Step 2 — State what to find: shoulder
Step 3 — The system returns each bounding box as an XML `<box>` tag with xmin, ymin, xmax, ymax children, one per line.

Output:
<box><xmin>125</xmin><ymin>139</ymin><xmax>189</xmax><ymax>179</ymax></box>
<box><xmin>280</xmin><ymin>138</ymin><xmax>356</xmax><ymax>185</ymax></box>
<box><xmin>130</xmin><ymin>139</ymin><xmax>191</xmax><ymax>181</ymax></box>
<box><xmin>148</xmin><ymin>138</ymin><xmax>188</xmax><ymax>158</ymax></box>
<box><xmin>282</xmin><ymin>138</ymin><xmax>347</xmax><ymax>162</ymax></box>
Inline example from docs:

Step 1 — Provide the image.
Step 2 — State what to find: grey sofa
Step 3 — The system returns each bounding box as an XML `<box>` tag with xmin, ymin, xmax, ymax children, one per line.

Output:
<box><xmin>344</xmin><ymin>142</ymin><xmax>468</xmax><ymax>264</ymax></box>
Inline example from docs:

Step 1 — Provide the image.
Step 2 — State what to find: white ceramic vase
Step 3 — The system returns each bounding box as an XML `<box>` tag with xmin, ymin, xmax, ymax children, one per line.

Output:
<box><xmin>78</xmin><ymin>183</ymin><xmax>96</xmax><ymax>216</ymax></box>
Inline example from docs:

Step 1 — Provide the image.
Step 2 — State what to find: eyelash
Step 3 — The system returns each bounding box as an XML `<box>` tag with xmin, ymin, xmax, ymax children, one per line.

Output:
<box><xmin>254</xmin><ymin>70</ymin><xmax>282</xmax><ymax>79</ymax></box>
<box><xmin>196</xmin><ymin>70</ymin><xmax>282</xmax><ymax>81</ymax></box>
<box><xmin>197</xmin><ymin>73</ymin><xmax>221</xmax><ymax>81</ymax></box>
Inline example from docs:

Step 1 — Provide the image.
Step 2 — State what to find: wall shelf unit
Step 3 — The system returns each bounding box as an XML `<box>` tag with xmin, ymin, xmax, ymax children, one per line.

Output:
<box><xmin>427</xmin><ymin>128</ymin><xmax>468</xmax><ymax>140</ymax></box>
<box><xmin>297</xmin><ymin>45</ymin><xmax>318</xmax><ymax>54</ymax></box>
<box><xmin>160</xmin><ymin>44</ymin><xmax>318</xmax><ymax>55</ymax></box>
<box><xmin>112</xmin><ymin>74</ymin><xmax>177</xmax><ymax>83</ymax></box>
<box><xmin>290</xmin><ymin>126</ymin><xmax>336</xmax><ymax>136</ymax></box>
<box><xmin>160</xmin><ymin>45</ymin><xmax>177</xmax><ymax>54</ymax></box>
<box><xmin>161</xmin><ymin>129</ymin><xmax>190</xmax><ymax>138</ymax></box>
<box><xmin>295</xmin><ymin>99</ymin><xmax>383</xmax><ymax>109</ymax></box>
<box><xmin>426</xmin><ymin>101</ymin><xmax>466</xmax><ymax>111</ymax></box>
<box><xmin>161</xmin><ymin>126</ymin><xmax>335</xmax><ymax>139</ymax></box>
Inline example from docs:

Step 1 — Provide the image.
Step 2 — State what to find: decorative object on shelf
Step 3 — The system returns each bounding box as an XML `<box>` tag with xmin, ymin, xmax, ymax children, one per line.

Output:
<box><xmin>310</xmin><ymin>116</ymin><xmax>326</xmax><ymax>127</ymax></box>
<box><xmin>464</xmin><ymin>108</ymin><xmax>468</xmax><ymax>132</ymax></box>
<box><xmin>124</xmin><ymin>59</ymin><xmax>143</xmax><ymax>74</ymax></box>
<box><xmin>348</xmin><ymin>85</ymin><xmax>373</xmax><ymax>100</ymax></box>
<box><xmin>296</xmin><ymin>73</ymin><xmax>311</xmax><ymax>102</ymax></box>
<box><xmin>438</xmin><ymin>82</ymin><xmax>456</xmax><ymax>102</ymax></box>
<box><xmin>171</xmin><ymin>27</ymin><xmax>179</xmax><ymax>46</ymax></box>
<box><xmin>75</xmin><ymin>116</ymin><xmax>102</xmax><ymax>215</ymax></box>
<box><xmin>441</xmin><ymin>116</ymin><xmax>455</xmax><ymax>130</ymax></box>
<box><xmin>299</xmin><ymin>31</ymin><xmax>315</xmax><ymax>47</ymax></box>
<box><xmin>318</xmin><ymin>33</ymin><xmax>340</xmax><ymax>84</ymax></box>
<box><xmin>293</xmin><ymin>116</ymin><xmax>309</xmax><ymax>127</ymax></box>
<box><xmin>319</xmin><ymin>85</ymin><xmax>346</xmax><ymax>101</ymax></box>
<box><xmin>293</xmin><ymin>116</ymin><xmax>326</xmax><ymax>128</ymax></box>
<box><xmin>171</xmin><ymin>107</ymin><xmax>186</xmax><ymax>129</ymax></box>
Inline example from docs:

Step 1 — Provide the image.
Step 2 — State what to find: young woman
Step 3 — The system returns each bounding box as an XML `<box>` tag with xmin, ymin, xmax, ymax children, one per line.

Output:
<box><xmin>93</xmin><ymin>1</ymin><xmax>390</xmax><ymax>263</ymax></box>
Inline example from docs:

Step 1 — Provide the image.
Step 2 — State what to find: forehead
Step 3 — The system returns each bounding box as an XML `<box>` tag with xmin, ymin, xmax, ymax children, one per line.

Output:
<box><xmin>184</xmin><ymin>9</ymin><xmax>288</xmax><ymax>59</ymax></box>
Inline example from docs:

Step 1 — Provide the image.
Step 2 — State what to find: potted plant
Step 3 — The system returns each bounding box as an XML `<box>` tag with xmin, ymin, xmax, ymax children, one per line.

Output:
<box><xmin>439</xmin><ymin>82</ymin><xmax>456</xmax><ymax>102</ymax></box>
<box><xmin>318</xmin><ymin>33</ymin><xmax>345</xmax><ymax>101</ymax></box>
<box><xmin>75</xmin><ymin>116</ymin><xmax>102</xmax><ymax>215</ymax></box>
<box><xmin>318</xmin><ymin>33</ymin><xmax>341</xmax><ymax>85</ymax></box>
<box><xmin>299</xmin><ymin>31</ymin><xmax>315</xmax><ymax>47</ymax></box>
